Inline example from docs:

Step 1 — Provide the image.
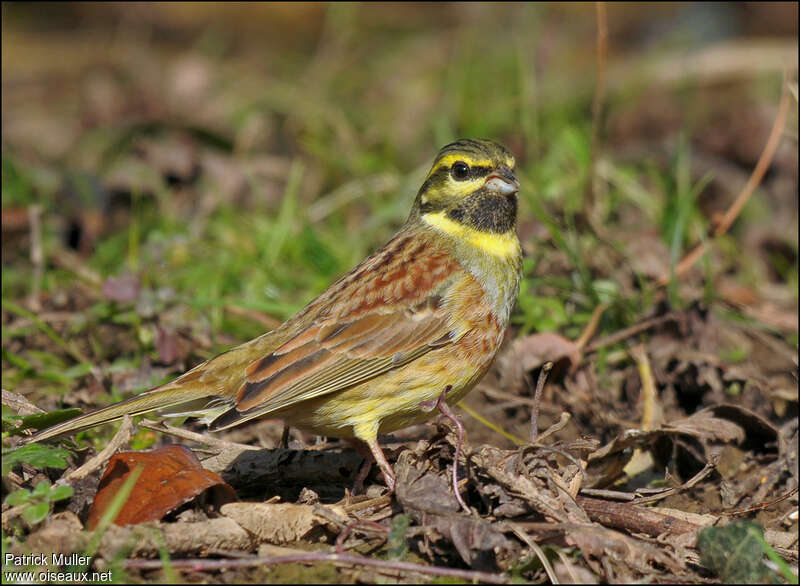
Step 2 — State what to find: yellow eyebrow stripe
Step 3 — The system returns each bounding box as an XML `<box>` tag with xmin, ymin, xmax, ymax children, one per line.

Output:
<box><xmin>429</xmin><ymin>154</ymin><xmax>493</xmax><ymax>176</ymax></box>
<box><xmin>421</xmin><ymin>211</ymin><xmax>519</xmax><ymax>258</ymax></box>
<box><xmin>427</xmin><ymin>154</ymin><xmax>516</xmax><ymax>181</ymax></box>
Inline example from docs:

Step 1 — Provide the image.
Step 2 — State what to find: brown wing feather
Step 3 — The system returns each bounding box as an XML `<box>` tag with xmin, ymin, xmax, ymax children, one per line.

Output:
<box><xmin>211</xmin><ymin>229</ymin><xmax>464</xmax><ymax>428</ymax></box>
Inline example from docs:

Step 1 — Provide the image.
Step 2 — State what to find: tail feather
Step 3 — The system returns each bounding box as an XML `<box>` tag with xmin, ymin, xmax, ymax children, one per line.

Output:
<box><xmin>25</xmin><ymin>384</ymin><xmax>219</xmax><ymax>443</ymax></box>
<box><xmin>24</xmin><ymin>329</ymin><xmax>282</xmax><ymax>443</ymax></box>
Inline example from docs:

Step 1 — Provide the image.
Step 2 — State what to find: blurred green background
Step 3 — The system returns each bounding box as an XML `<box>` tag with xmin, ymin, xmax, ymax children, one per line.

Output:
<box><xmin>2</xmin><ymin>2</ymin><xmax>797</xmax><ymax>407</ymax></box>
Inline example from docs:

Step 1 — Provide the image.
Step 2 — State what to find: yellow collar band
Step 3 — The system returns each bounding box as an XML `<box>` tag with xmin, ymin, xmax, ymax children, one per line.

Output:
<box><xmin>421</xmin><ymin>211</ymin><xmax>518</xmax><ymax>258</ymax></box>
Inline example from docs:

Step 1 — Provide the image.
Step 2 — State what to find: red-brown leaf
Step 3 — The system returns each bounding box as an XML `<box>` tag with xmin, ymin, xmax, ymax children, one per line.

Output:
<box><xmin>86</xmin><ymin>445</ymin><xmax>236</xmax><ymax>529</ymax></box>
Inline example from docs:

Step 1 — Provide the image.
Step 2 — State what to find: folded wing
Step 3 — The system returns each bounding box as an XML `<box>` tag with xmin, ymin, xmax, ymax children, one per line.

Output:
<box><xmin>209</xmin><ymin>231</ymin><xmax>464</xmax><ymax>430</ymax></box>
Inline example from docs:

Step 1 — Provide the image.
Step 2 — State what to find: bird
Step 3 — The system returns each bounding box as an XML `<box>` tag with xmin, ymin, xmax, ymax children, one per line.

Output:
<box><xmin>26</xmin><ymin>138</ymin><xmax>523</xmax><ymax>501</ymax></box>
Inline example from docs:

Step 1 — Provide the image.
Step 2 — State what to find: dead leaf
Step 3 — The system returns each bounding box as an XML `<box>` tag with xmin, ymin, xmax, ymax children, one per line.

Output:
<box><xmin>140</xmin><ymin>133</ymin><xmax>198</xmax><ymax>184</ymax></box>
<box><xmin>706</xmin><ymin>404</ymin><xmax>783</xmax><ymax>455</ymax></box>
<box><xmin>586</xmin><ymin>409</ymin><xmax>759</xmax><ymax>486</ymax></box>
<box><xmin>394</xmin><ymin>445</ymin><xmax>516</xmax><ymax>570</ymax></box>
<box><xmin>97</xmin><ymin>517</ymin><xmax>252</xmax><ymax>559</ymax></box>
<box><xmin>665</xmin><ymin>410</ymin><xmax>746</xmax><ymax>444</ymax></box>
<box><xmin>717</xmin><ymin>279</ymin><xmax>760</xmax><ymax>306</ymax></box>
<box><xmin>86</xmin><ymin>445</ymin><xmax>236</xmax><ymax>529</ymax></box>
<box><xmin>156</xmin><ymin>325</ymin><xmax>184</xmax><ymax>364</ymax></box>
<box><xmin>566</xmin><ymin>524</ymin><xmax>683</xmax><ymax>577</ymax></box>
<box><xmin>25</xmin><ymin>511</ymin><xmax>84</xmax><ymax>556</ymax></box>
<box><xmin>512</xmin><ymin>332</ymin><xmax>582</xmax><ymax>371</ymax></box>
<box><xmin>220</xmin><ymin>502</ymin><xmax>338</xmax><ymax>544</ymax></box>
<box><xmin>395</xmin><ymin>447</ymin><xmax>461</xmax><ymax>515</ymax></box>
<box><xmin>496</xmin><ymin>332</ymin><xmax>582</xmax><ymax>392</ymax></box>
<box><xmin>102</xmin><ymin>273</ymin><xmax>140</xmax><ymax>304</ymax></box>
<box><xmin>470</xmin><ymin>443</ymin><xmax>590</xmax><ymax>525</ymax></box>
<box><xmin>743</xmin><ymin>303</ymin><xmax>799</xmax><ymax>332</ymax></box>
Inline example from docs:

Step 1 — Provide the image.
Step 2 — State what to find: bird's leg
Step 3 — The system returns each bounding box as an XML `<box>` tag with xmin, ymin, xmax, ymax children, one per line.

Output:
<box><xmin>366</xmin><ymin>437</ymin><xmax>396</xmax><ymax>492</ymax></box>
<box><xmin>344</xmin><ymin>438</ymin><xmax>374</xmax><ymax>494</ymax></box>
<box><xmin>426</xmin><ymin>387</ymin><xmax>470</xmax><ymax>513</ymax></box>
<box><xmin>279</xmin><ymin>423</ymin><xmax>291</xmax><ymax>449</ymax></box>
<box><xmin>345</xmin><ymin>438</ymin><xmax>396</xmax><ymax>493</ymax></box>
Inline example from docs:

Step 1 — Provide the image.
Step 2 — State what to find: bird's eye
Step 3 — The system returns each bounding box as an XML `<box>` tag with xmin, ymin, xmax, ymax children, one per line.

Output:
<box><xmin>451</xmin><ymin>161</ymin><xmax>470</xmax><ymax>181</ymax></box>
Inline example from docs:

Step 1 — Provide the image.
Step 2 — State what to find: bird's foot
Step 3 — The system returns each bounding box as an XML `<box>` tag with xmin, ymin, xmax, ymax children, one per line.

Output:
<box><xmin>426</xmin><ymin>388</ymin><xmax>470</xmax><ymax>513</ymax></box>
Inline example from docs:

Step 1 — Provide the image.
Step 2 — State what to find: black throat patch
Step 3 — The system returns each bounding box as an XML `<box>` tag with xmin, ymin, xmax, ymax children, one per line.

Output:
<box><xmin>447</xmin><ymin>191</ymin><xmax>517</xmax><ymax>234</ymax></box>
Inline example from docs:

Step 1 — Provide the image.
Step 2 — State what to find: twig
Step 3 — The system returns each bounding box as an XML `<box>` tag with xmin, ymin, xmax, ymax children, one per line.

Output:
<box><xmin>578</xmin><ymin>460</ymin><xmax>716</xmax><ymax>505</ymax></box>
<box><xmin>555</xmin><ymin>545</ymin><xmax>584</xmax><ymax>583</ymax></box>
<box><xmin>629</xmin><ymin>460</ymin><xmax>715</xmax><ymax>505</ymax></box>
<box><xmin>587</xmin><ymin>1</ymin><xmax>608</xmax><ymax>208</ymax></box>
<box><xmin>342</xmin><ymin>494</ymin><xmax>392</xmax><ymax>515</ymax></box>
<box><xmin>655</xmin><ymin>74</ymin><xmax>792</xmax><ymax>288</ymax></box>
<box><xmin>578</xmin><ymin>488</ymin><xmax>636</xmax><ymax>501</ymax></box>
<box><xmin>124</xmin><ymin>552</ymin><xmax>510</xmax><ymax>583</ymax></box>
<box><xmin>61</xmin><ymin>415</ymin><xmax>133</xmax><ymax>483</ymax></box>
<box><xmin>28</xmin><ymin>204</ymin><xmax>43</xmax><ymax>312</ymax></box>
<box><xmin>575</xmin><ymin>303</ymin><xmax>608</xmax><ymax>350</ymax></box>
<box><xmin>717</xmin><ymin>487</ymin><xmax>799</xmax><ymax>517</ymax></box>
<box><xmin>335</xmin><ymin>519</ymin><xmax>390</xmax><ymax>554</ymax></box>
<box><xmin>629</xmin><ymin>344</ymin><xmax>658</xmax><ymax>432</ymax></box>
<box><xmin>712</xmin><ymin>77</ymin><xmax>792</xmax><ymax>238</ymax></box>
<box><xmin>584</xmin><ymin>313</ymin><xmax>679</xmax><ymax>354</ymax></box>
<box><xmin>2</xmin><ymin>389</ymin><xmax>45</xmax><ymax>416</ymax></box>
<box><xmin>535</xmin><ymin>412</ymin><xmax>572</xmax><ymax>445</ymax></box>
<box><xmin>577</xmin><ymin>496</ymin><xmax>703</xmax><ymax>537</ymax></box>
<box><xmin>508</xmin><ymin>523</ymin><xmax>560</xmax><ymax>584</ymax></box>
<box><xmin>138</xmin><ymin>421</ymin><xmax>260</xmax><ymax>452</ymax></box>
<box><xmin>529</xmin><ymin>362</ymin><xmax>553</xmax><ymax>443</ymax></box>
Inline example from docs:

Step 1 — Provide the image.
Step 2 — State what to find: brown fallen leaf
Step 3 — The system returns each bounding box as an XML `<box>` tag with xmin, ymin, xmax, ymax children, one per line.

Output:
<box><xmin>717</xmin><ymin>279</ymin><xmax>760</xmax><ymax>307</ymax></box>
<box><xmin>155</xmin><ymin>325</ymin><xmax>186</xmax><ymax>364</ymax></box>
<box><xmin>496</xmin><ymin>332</ymin><xmax>582</xmax><ymax>392</ymax></box>
<box><xmin>585</xmin><ymin>408</ymin><xmax>756</xmax><ymax>487</ymax></box>
<box><xmin>664</xmin><ymin>409</ymin><xmax>746</xmax><ymax>445</ymax></box>
<box><xmin>513</xmin><ymin>331</ymin><xmax>582</xmax><ymax>371</ymax></box>
<box><xmin>1</xmin><ymin>206</ymin><xmax>30</xmax><ymax>233</ymax></box>
<box><xmin>220</xmin><ymin>502</ymin><xmax>344</xmax><ymax>545</ymax></box>
<box><xmin>706</xmin><ymin>404</ymin><xmax>783</xmax><ymax>455</ymax></box>
<box><xmin>394</xmin><ymin>445</ymin><xmax>517</xmax><ymax>570</ymax></box>
<box><xmin>565</xmin><ymin>523</ymin><xmax>683</xmax><ymax>577</ymax></box>
<box><xmin>743</xmin><ymin>303</ymin><xmax>799</xmax><ymax>333</ymax></box>
<box><xmin>102</xmin><ymin>273</ymin><xmax>141</xmax><ymax>304</ymax></box>
<box><xmin>97</xmin><ymin>517</ymin><xmax>253</xmax><ymax>559</ymax></box>
<box><xmin>87</xmin><ymin>445</ymin><xmax>236</xmax><ymax>529</ymax></box>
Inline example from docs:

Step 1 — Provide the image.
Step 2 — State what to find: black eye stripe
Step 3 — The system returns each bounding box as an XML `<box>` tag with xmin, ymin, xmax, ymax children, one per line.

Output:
<box><xmin>416</xmin><ymin>166</ymin><xmax>450</xmax><ymax>197</ymax></box>
<box><xmin>427</xmin><ymin>162</ymin><xmax>497</xmax><ymax>177</ymax></box>
<box><xmin>453</xmin><ymin>164</ymin><xmax>492</xmax><ymax>180</ymax></box>
<box><xmin>417</xmin><ymin>160</ymin><xmax>505</xmax><ymax>204</ymax></box>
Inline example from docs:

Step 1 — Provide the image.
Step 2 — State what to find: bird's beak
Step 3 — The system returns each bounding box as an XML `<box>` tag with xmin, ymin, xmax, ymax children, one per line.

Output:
<box><xmin>485</xmin><ymin>168</ymin><xmax>519</xmax><ymax>196</ymax></box>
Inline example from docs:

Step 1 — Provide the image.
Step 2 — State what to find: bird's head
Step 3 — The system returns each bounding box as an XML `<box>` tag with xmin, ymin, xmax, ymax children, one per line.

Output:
<box><xmin>412</xmin><ymin>138</ymin><xmax>519</xmax><ymax>235</ymax></box>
